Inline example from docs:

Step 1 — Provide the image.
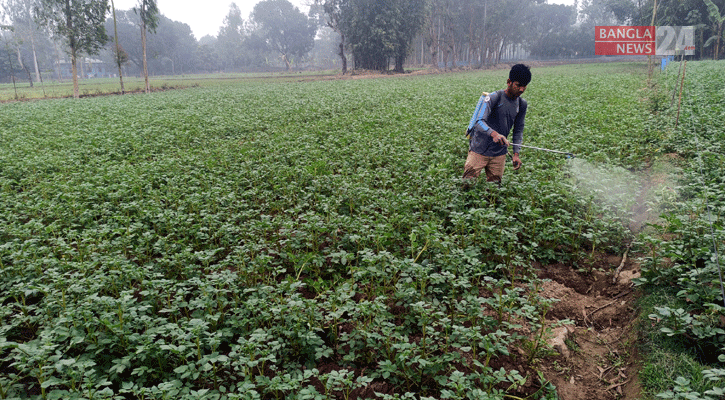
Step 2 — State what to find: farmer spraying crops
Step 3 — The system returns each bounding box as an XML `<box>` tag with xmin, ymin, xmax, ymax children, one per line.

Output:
<box><xmin>463</xmin><ymin>64</ymin><xmax>531</xmax><ymax>183</ymax></box>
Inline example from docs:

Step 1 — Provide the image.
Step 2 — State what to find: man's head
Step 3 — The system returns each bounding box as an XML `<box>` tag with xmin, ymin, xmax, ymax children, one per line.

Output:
<box><xmin>509</xmin><ymin>64</ymin><xmax>531</xmax><ymax>86</ymax></box>
<box><xmin>506</xmin><ymin>64</ymin><xmax>531</xmax><ymax>98</ymax></box>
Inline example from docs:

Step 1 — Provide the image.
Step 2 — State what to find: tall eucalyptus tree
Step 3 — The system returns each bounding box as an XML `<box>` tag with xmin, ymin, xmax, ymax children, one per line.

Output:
<box><xmin>3</xmin><ymin>0</ymin><xmax>45</xmax><ymax>85</ymax></box>
<box><xmin>110</xmin><ymin>0</ymin><xmax>126</xmax><ymax>93</ymax></box>
<box><xmin>133</xmin><ymin>0</ymin><xmax>158</xmax><ymax>93</ymax></box>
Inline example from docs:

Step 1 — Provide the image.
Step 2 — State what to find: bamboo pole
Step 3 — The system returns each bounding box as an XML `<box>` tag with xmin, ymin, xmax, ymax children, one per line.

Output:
<box><xmin>648</xmin><ymin>0</ymin><xmax>658</xmax><ymax>79</ymax></box>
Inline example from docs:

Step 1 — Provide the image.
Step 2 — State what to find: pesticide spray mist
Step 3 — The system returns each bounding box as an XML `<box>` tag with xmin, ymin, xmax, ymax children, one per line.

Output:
<box><xmin>564</xmin><ymin>157</ymin><xmax>677</xmax><ymax>232</ymax></box>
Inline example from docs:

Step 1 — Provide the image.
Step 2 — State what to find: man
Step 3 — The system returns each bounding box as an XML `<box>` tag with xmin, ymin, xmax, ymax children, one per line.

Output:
<box><xmin>462</xmin><ymin>64</ymin><xmax>531</xmax><ymax>183</ymax></box>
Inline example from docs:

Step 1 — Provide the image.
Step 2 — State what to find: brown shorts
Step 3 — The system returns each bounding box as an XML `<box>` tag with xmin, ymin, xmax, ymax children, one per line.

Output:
<box><xmin>462</xmin><ymin>152</ymin><xmax>506</xmax><ymax>182</ymax></box>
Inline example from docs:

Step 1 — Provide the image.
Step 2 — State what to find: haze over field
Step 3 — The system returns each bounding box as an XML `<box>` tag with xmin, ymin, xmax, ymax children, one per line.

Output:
<box><xmin>109</xmin><ymin>0</ymin><xmax>577</xmax><ymax>39</ymax></box>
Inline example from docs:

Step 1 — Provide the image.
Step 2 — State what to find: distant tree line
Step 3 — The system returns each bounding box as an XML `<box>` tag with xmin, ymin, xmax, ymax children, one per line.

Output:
<box><xmin>0</xmin><ymin>0</ymin><xmax>723</xmax><ymax>90</ymax></box>
<box><xmin>317</xmin><ymin>0</ymin><xmax>724</xmax><ymax>70</ymax></box>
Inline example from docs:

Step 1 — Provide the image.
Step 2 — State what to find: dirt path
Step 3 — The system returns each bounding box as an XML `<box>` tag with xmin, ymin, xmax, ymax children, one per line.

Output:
<box><xmin>536</xmin><ymin>256</ymin><xmax>643</xmax><ymax>400</ymax></box>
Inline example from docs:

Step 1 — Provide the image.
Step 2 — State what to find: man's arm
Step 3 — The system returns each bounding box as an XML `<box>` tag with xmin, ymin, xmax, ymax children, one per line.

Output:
<box><xmin>511</xmin><ymin>99</ymin><xmax>527</xmax><ymax>155</ymax></box>
<box><xmin>510</xmin><ymin>100</ymin><xmax>527</xmax><ymax>169</ymax></box>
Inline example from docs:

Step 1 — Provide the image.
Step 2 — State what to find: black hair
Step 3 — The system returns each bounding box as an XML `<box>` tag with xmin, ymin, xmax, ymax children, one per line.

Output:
<box><xmin>509</xmin><ymin>64</ymin><xmax>531</xmax><ymax>86</ymax></box>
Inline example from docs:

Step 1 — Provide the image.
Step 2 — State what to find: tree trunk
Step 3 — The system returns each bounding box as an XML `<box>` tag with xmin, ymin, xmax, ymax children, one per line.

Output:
<box><xmin>53</xmin><ymin>44</ymin><xmax>63</xmax><ymax>81</ymax></box>
<box><xmin>497</xmin><ymin>38</ymin><xmax>506</xmax><ymax>64</ymax></box>
<box><xmin>3</xmin><ymin>39</ymin><xmax>18</xmax><ymax>99</ymax></box>
<box><xmin>111</xmin><ymin>0</ymin><xmax>125</xmax><ymax>94</ymax></box>
<box><xmin>426</xmin><ymin>8</ymin><xmax>439</xmax><ymax>70</ymax></box>
<box><xmin>427</xmin><ymin>24</ymin><xmax>439</xmax><ymax>70</ymax></box>
<box><xmin>479</xmin><ymin>0</ymin><xmax>488</xmax><ymax>68</ymax></box>
<box><xmin>30</xmin><ymin>36</ymin><xmax>40</xmax><ymax>83</ymax></box>
<box><xmin>394</xmin><ymin>55</ymin><xmax>404</xmax><ymax>72</ymax></box>
<box><xmin>338</xmin><ymin>33</ymin><xmax>347</xmax><ymax>75</ymax></box>
<box><xmin>15</xmin><ymin>46</ymin><xmax>33</xmax><ymax>87</ymax></box>
<box><xmin>450</xmin><ymin>32</ymin><xmax>457</xmax><ymax>69</ymax></box>
<box><xmin>141</xmin><ymin>5</ymin><xmax>150</xmax><ymax>94</ymax></box>
<box><xmin>441</xmin><ymin>19</ymin><xmax>449</xmax><ymax>69</ymax></box>
<box><xmin>142</xmin><ymin>27</ymin><xmax>149</xmax><ymax>93</ymax></box>
<box><xmin>71</xmin><ymin>47</ymin><xmax>79</xmax><ymax>98</ymax></box>
<box><xmin>64</xmin><ymin>0</ymin><xmax>79</xmax><ymax>98</ymax></box>
<box><xmin>715</xmin><ymin>22</ymin><xmax>722</xmax><ymax>60</ymax></box>
<box><xmin>467</xmin><ymin>3</ymin><xmax>476</xmax><ymax>66</ymax></box>
<box><xmin>429</xmin><ymin>39</ymin><xmax>438</xmax><ymax>69</ymax></box>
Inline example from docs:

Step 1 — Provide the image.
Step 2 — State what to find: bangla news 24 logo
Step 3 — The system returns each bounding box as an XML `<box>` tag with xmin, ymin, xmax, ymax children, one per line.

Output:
<box><xmin>595</xmin><ymin>26</ymin><xmax>695</xmax><ymax>56</ymax></box>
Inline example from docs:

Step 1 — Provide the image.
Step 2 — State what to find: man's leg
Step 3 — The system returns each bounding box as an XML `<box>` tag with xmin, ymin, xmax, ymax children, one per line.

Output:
<box><xmin>484</xmin><ymin>154</ymin><xmax>506</xmax><ymax>183</ymax></box>
<box><xmin>463</xmin><ymin>151</ymin><xmax>487</xmax><ymax>180</ymax></box>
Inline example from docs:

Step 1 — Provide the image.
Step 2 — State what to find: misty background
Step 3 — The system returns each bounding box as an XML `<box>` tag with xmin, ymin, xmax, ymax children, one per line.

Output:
<box><xmin>0</xmin><ymin>0</ymin><xmax>723</xmax><ymax>85</ymax></box>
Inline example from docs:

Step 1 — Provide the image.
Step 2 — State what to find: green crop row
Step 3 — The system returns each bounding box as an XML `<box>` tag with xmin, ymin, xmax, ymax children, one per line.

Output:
<box><xmin>1</xmin><ymin>63</ymin><xmax>656</xmax><ymax>399</ymax></box>
<box><xmin>635</xmin><ymin>60</ymin><xmax>725</xmax><ymax>399</ymax></box>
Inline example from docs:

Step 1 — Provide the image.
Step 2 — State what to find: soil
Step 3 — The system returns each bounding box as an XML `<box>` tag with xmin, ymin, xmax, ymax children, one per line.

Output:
<box><xmin>535</xmin><ymin>255</ymin><xmax>644</xmax><ymax>400</ymax></box>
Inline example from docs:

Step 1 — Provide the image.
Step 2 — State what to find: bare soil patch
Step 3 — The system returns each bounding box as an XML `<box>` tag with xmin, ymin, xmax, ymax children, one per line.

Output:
<box><xmin>535</xmin><ymin>257</ymin><xmax>643</xmax><ymax>400</ymax></box>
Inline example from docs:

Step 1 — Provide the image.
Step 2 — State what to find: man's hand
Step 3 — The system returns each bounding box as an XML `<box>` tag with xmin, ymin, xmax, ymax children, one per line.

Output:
<box><xmin>512</xmin><ymin>154</ymin><xmax>522</xmax><ymax>170</ymax></box>
<box><xmin>490</xmin><ymin>131</ymin><xmax>510</xmax><ymax>146</ymax></box>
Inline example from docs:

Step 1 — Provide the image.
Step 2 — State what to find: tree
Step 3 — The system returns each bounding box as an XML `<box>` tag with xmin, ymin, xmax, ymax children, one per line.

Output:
<box><xmin>110</xmin><ymin>0</ymin><xmax>126</xmax><ymax>93</ymax></box>
<box><xmin>103</xmin><ymin>8</ymin><xmax>139</xmax><ymax>69</ymax></box>
<box><xmin>217</xmin><ymin>3</ymin><xmax>246</xmax><ymax>71</ymax></box>
<box><xmin>459</xmin><ymin>0</ymin><xmax>486</xmax><ymax>67</ymax></box>
<box><xmin>392</xmin><ymin>0</ymin><xmax>425</xmax><ymax>72</ymax></box>
<box><xmin>104</xmin><ymin>11</ymin><xmax>200</xmax><ymax>76</ymax></box>
<box><xmin>133</xmin><ymin>0</ymin><xmax>158</xmax><ymax>93</ymax></box>
<box><xmin>34</xmin><ymin>0</ymin><xmax>109</xmax><ymax>98</ymax></box>
<box><xmin>425</xmin><ymin>0</ymin><xmax>443</xmax><ymax>69</ymax></box>
<box><xmin>489</xmin><ymin>0</ymin><xmax>537</xmax><ymax>63</ymax></box>
<box><xmin>3</xmin><ymin>0</ymin><xmax>46</xmax><ymax>86</ymax></box>
<box><xmin>151</xmin><ymin>18</ymin><xmax>196</xmax><ymax>74</ymax></box>
<box><xmin>438</xmin><ymin>0</ymin><xmax>460</xmax><ymax>70</ymax></box>
<box><xmin>604</xmin><ymin>0</ymin><xmax>637</xmax><ymax>23</ymax></box>
<box><xmin>345</xmin><ymin>0</ymin><xmax>392</xmax><ymax>70</ymax></box>
<box><xmin>315</xmin><ymin>0</ymin><xmax>348</xmax><ymax>73</ymax></box>
<box><xmin>686</xmin><ymin>9</ymin><xmax>709</xmax><ymax>58</ymax></box>
<box><xmin>335</xmin><ymin>0</ymin><xmax>424</xmax><ymax>72</ymax></box>
<box><xmin>704</xmin><ymin>0</ymin><xmax>725</xmax><ymax>59</ymax></box>
<box><xmin>196</xmin><ymin>40</ymin><xmax>219</xmax><ymax>72</ymax></box>
<box><xmin>422</xmin><ymin>0</ymin><xmax>541</xmax><ymax>69</ymax></box>
<box><xmin>526</xmin><ymin>3</ymin><xmax>577</xmax><ymax>58</ymax></box>
<box><xmin>251</xmin><ymin>0</ymin><xmax>316</xmax><ymax>70</ymax></box>
<box><xmin>1</xmin><ymin>25</ymin><xmax>21</xmax><ymax>97</ymax></box>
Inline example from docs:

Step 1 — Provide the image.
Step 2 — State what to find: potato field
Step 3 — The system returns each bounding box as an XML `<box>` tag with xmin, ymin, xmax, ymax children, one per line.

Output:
<box><xmin>1</xmin><ymin>61</ymin><xmax>723</xmax><ymax>400</ymax></box>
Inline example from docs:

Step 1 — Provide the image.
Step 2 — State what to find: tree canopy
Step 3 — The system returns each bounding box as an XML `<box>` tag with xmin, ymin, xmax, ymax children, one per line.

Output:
<box><xmin>2</xmin><ymin>0</ymin><xmax>722</xmax><ymax>87</ymax></box>
<box><xmin>251</xmin><ymin>0</ymin><xmax>316</xmax><ymax>70</ymax></box>
<box><xmin>322</xmin><ymin>0</ymin><xmax>425</xmax><ymax>72</ymax></box>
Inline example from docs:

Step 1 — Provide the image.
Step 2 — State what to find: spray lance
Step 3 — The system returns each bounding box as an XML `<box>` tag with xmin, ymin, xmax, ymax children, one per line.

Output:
<box><xmin>513</xmin><ymin>144</ymin><xmax>575</xmax><ymax>159</ymax></box>
<box><xmin>508</xmin><ymin>143</ymin><xmax>575</xmax><ymax>160</ymax></box>
<box><xmin>507</xmin><ymin>143</ymin><xmax>575</xmax><ymax>168</ymax></box>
